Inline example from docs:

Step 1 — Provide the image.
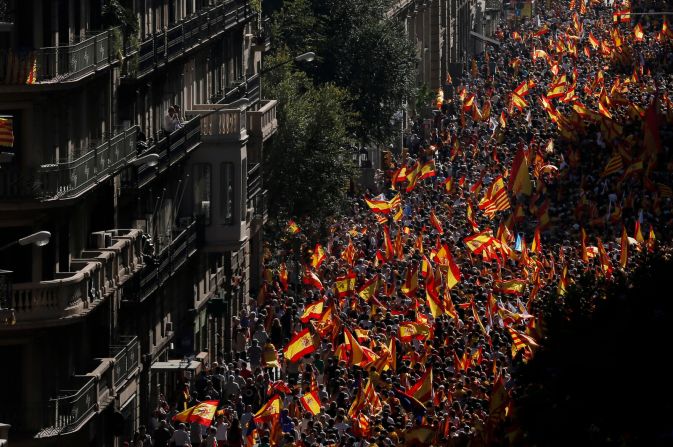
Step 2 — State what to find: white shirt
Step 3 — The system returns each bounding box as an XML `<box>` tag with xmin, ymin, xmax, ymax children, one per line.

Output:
<box><xmin>170</xmin><ymin>429</ymin><xmax>192</xmax><ymax>446</ymax></box>
<box><xmin>215</xmin><ymin>422</ymin><xmax>229</xmax><ymax>441</ymax></box>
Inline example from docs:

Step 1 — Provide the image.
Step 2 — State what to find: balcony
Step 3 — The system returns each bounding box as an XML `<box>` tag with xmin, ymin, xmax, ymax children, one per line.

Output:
<box><xmin>129</xmin><ymin>220</ymin><xmax>199</xmax><ymax>304</ymax></box>
<box><xmin>0</xmin><ymin>126</ymin><xmax>139</xmax><ymax>202</ymax></box>
<box><xmin>36</xmin><ymin>337</ymin><xmax>140</xmax><ymax>438</ymax></box>
<box><xmin>110</xmin><ymin>336</ymin><xmax>141</xmax><ymax>390</ymax></box>
<box><xmin>3</xmin><ymin>229</ymin><xmax>143</xmax><ymax>328</ymax></box>
<box><xmin>0</xmin><ymin>28</ymin><xmax>117</xmax><ymax>86</ymax></box>
<box><xmin>128</xmin><ymin>0</ymin><xmax>255</xmax><ymax>80</ymax></box>
<box><xmin>246</xmin><ymin>99</ymin><xmax>277</xmax><ymax>163</ymax></box>
<box><xmin>253</xmin><ymin>18</ymin><xmax>272</xmax><ymax>53</ymax></box>
<box><xmin>39</xmin><ymin>126</ymin><xmax>139</xmax><ymax>200</ymax></box>
<box><xmin>131</xmin><ymin>117</ymin><xmax>201</xmax><ymax>189</ymax></box>
<box><xmin>186</xmin><ymin>105</ymin><xmax>247</xmax><ymax>142</ymax></box>
<box><xmin>247</xmin><ymin>99</ymin><xmax>277</xmax><ymax>143</ymax></box>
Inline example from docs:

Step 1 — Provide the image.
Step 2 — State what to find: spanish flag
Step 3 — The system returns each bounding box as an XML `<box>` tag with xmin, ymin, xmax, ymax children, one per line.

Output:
<box><xmin>344</xmin><ymin>328</ymin><xmax>374</xmax><ymax>367</ymax></box>
<box><xmin>426</xmin><ymin>291</ymin><xmax>444</xmax><ymax>319</ymax></box>
<box><xmin>635</xmin><ymin>221</ymin><xmax>644</xmax><ymax>243</ymax></box>
<box><xmin>419</xmin><ymin>160</ymin><xmax>436</xmax><ymax>180</ymax></box>
<box><xmin>429</xmin><ymin>210</ymin><xmax>444</xmax><ymax>234</ymax></box>
<box><xmin>299</xmin><ymin>390</ymin><xmax>321</xmax><ymax>416</ymax></box>
<box><xmin>382</xmin><ymin>225</ymin><xmax>395</xmax><ymax>261</ymax></box>
<box><xmin>365</xmin><ymin>197</ymin><xmax>392</xmax><ymax>214</ymax></box>
<box><xmin>357</xmin><ymin>274</ymin><xmax>380</xmax><ymax>301</ymax></box>
<box><xmin>401</xmin><ymin>265</ymin><xmax>419</xmax><ymax>298</ymax></box>
<box><xmin>494</xmin><ymin>279</ymin><xmax>526</xmax><ymax>295</ymax></box>
<box><xmin>302</xmin><ymin>269</ymin><xmax>324</xmax><ymax>291</ymax></box>
<box><xmin>511</xmin><ymin>93</ymin><xmax>529</xmax><ymax>110</ymax></box>
<box><xmin>463</xmin><ymin>93</ymin><xmax>475</xmax><ymax>111</ymax></box>
<box><xmin>406</xmin><ymin>162</ymin><xmax>422</xmax><ymax>193</ymax></box>
<box><xmin>648</xmin><ymin>226</ymin><xmax>656</xmax><ymax>253</ymax></box>
<box><xmin>173</xmin><ymin>400</ymin><xmax>219</xmax><ymax>427</ymax></box>
<box><xmin>398</xmin><ymin>322</ymin><xmax>431</xmax><ymax>342</ymax></box>
<box><xmin>445</xmin><ymin>250</ymin><xmax>461</xmax><ymax>290</ymax></box>
<box><xmin>310</xmin><ymin>243</ymin><xmax>326</xmax><ymax>269</ymax></box>
<box><xmin>588</xmin><ymin>32</ymin><xmax>599</xmax><ymax>49</ymax></box>
<box><xmin>408</xmin><ymin>368</ymin><xmax>433</xmax><ymax>403</ymax></box>
<box><xmin>508</xmin><ymin>147</ymin><xmax>532</xmax><ymax>196</ymax></box>
<box><xmin>287</xmin><ymin>220</ymin><xmax>301</xmax><ymax>234</ymax></box>
<box><xmin>596</xmin><ymin>238</ymin><xmax>613</xmax><ymax>278</ymax></box>
<box><xmin>634</xmin><ymin>23</ymin><xmax>644</xmax><ymax>41</ymax></box>
<box><xmin>580</xmin><ymin>227</ymin><xmax>589</xmax><ymax>263</ymax></box>
<box><xmin>335</xmin><ymin>271</ymin><xmax>357</xmax><ymax>298</ymax></box>
<box><xmin>278</xmin><ymin>262</ymin><xmax>288</xmax><ymax>291</ymax></box>
<box><xmin>557</xmin><ymin>264</ymin><xmax>569</xmax><ymax>296</ymax></box>
<box><xmin>254</xmin><ymin>395</ymin><xmax>281</xmax><ymax>424</ymax></box>
<box><xmin>620</xmin><ymin>227</ymin><xmax>628</xmax><ymax>268</ymax></box>
<box><xmin>300</xmin><ymin>300</ymin><xmax>324</xmax><ymax>323</ymax></box>
<box><xmin>283</xmin><ymin>328</ymin><xmax>316</xmax><ymax>362</ymax></box>
<box><xmin>464</xmin><ymin>230</ymin><xmax>496</xmax><ymax>254</ymax></box>
<box><xmin>530</xmin><ymin>227</ymin><xmax>542</xmax><ymax>254</ymax></box>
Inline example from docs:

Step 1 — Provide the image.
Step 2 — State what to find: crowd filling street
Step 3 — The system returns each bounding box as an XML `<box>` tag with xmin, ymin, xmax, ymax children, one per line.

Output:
<box><xmin>131</xmin><ymin>0</ymin><xmax>673</xmax><ymax>446</ymax></box>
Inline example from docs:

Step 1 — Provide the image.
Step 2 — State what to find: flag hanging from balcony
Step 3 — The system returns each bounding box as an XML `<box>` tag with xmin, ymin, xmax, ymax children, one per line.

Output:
<box><xmin>0</xmin><ymin>117</ymin><xmax>14</xmax><ymax>148</ymax></box>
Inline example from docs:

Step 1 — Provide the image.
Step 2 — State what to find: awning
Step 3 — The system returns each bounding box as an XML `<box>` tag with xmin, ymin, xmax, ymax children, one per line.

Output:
<box><xmin>470</xmin><ymin>31</ymin><xmax>501</xmax><ymax>46</ymax></box>
<box><xmin>151</xmin><ymin>360</ymin><xmax>203</xmax><ymax>374</ymax></box>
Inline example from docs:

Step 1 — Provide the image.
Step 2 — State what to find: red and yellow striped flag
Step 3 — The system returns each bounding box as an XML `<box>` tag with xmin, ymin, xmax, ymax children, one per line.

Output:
<box><xmin>0</xmin><ymin>117</ymin><xmax>15</xmax><ymax>148</ymax></box>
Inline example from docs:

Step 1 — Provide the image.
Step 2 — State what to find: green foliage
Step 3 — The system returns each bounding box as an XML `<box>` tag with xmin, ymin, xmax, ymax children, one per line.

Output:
<box><xmin>250</xmin><ymin>0</ymin><xmax>262</xmax><ymax>13</ymax></box>
<box><xmin>270</xmin><ymin>0</ymin><xmax>323</xmax><ymax>57</ymax></box>
<box><xmin>271</xmin><ymin>0</ymin><xmax>417</xmax><ymax>145</ymax></box>
<box><xmin>102</xmin><ymin>0</ymin><xmax>139</xmax><ymax>36</ymax></box>
<box><xmin>263</xmin><ymin>53</ymin><xmax>357</xmax><ymax>218</ymax></box>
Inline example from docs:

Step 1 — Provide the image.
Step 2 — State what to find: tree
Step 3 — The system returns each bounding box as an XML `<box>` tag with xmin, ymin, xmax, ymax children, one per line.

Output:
<box><xmin>263</xmin><ymin>53</ymin><xmax>358</xmax><ymax>219</ymax></box>
<box><xmin>510</xmin><ymin>253</ymin><xmax>673</xmax><ymax>446</ymax></box>
<box><xmin>272</xmin><ymin>0</ymin><xmax>417</xmax><ymax>145</ymax></box>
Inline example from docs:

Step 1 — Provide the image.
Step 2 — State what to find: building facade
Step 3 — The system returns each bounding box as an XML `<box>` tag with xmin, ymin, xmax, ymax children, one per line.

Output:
<box><xmin>389</xmin><ymin>0</ymin><xmax>503</xmax><ymax>90</ymax></box>
<box><xmin>0</xmin><ymin>0</ymin><xmax>276</xmax><ymax>445</ymax></box>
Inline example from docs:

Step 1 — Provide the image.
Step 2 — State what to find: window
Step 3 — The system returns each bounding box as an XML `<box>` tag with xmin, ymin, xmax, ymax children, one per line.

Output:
<box><xmin>220</xmin><ymin>162</ymin><xmax>234</xmax><ymax>224</ymax></box>
<box><xmin>193</xmin><ymin>163</ymin><xmax>211</xmax><ymax>225</ymax></box>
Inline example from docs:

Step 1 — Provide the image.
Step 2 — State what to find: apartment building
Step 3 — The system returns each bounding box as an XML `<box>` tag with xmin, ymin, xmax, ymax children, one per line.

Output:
<box><xmin>0</xmin><ymin>0</ymin><xmax>276</xmax><ymax>445</ymax></box>
<box><xmin>389</xmin><ymin>0</ymin><xmax>503</xmax><ymax>89</ymax></box>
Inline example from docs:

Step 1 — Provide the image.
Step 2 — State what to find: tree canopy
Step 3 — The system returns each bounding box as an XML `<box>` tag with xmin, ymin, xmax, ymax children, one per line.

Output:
<box><xmin>263</xmin><ymin>53</ymin><xmax>357</xmax><ymax>219</ymax></box>
<box><xmin>271</xmin><ymin>0</ymin><xmax>417</xmax><ymax>144</ymax></box>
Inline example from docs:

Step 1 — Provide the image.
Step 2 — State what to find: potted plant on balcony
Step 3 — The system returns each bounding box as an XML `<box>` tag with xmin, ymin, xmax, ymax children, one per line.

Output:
<box><xmin>102</xmin><ymin>0</ymin><xmax>140</xmax><ymax>75</ymax></box>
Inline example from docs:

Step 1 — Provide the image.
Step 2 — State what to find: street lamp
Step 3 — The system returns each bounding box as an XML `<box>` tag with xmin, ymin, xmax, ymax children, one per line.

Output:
<box><xmin>132</xmin><ymin>153</ymin><xmax>160</xmax><ymax>168</ymax></box>
<box><xmin>294</xmin><ymin>51</ymin><xmax>315</xmax><ymax>62</ymax></box>
<box><xmin>0</xmin><ymin>231</ymin><xmax>52</xmax><ymax>252</ymax></box>
<box><xmin>259</xmin><ymin>52</ymin><xmax>317</xmax><ymax>76</ymax></box>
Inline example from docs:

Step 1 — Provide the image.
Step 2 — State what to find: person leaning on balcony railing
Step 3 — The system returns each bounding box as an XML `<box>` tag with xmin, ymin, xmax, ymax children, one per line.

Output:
<box><xmin>163</xmin><ymin>107</ymin><xmax>181</xmax><ymax>135</ymax></box>
<box><xmin>173</xmin><ymin>105</ymin><xmax>185</xmax><ymax>129</ymax></box>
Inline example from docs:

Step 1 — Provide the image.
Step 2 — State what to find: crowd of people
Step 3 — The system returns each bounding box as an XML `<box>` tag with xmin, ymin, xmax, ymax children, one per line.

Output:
<box><xmin>130</xmin><ymin>0</ymin><xmax>673</xmax><ymax>446</ymax></box>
